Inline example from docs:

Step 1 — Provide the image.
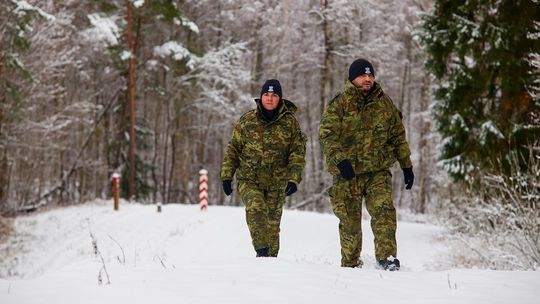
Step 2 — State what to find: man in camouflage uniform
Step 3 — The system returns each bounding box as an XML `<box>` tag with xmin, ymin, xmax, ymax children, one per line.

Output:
<box><xmin>221</xmin><ymin>79</ymin><xmax>306</xmax><ymax>257</ymax></box>
<box><xmin>319</xmin><ymin>58</ymin><xmax>414</xmax><ymax>270</ymax></box>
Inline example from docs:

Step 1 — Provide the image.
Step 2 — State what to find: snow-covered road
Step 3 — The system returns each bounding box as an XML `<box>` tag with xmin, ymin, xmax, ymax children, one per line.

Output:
<box><xmin>0</xmin><ymin>200</ymin><xmax>538</xmax><ymax>303</ymax></box>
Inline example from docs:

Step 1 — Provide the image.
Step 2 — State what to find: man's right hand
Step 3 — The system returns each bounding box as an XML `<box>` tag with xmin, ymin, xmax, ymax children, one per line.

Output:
<box><xmin>337</xmin><ymin>160</ymin><xmax>355</xmax><ymax>181</ymax></box>
<box><xmin>222</xmin><ymin>180</ymin><xmax>233</xmax><ymax>196</ymax></box>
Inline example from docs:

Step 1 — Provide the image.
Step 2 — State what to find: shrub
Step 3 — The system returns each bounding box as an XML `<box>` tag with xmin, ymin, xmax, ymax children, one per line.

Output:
<box><xmin>443</xmin><ymin>150</ymin><xmax>540</xmax><ymax>270</ymax></box>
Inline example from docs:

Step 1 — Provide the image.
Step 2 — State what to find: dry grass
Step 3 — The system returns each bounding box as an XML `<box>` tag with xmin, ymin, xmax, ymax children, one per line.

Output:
<box><xmin>0</xmin><ymin>215</ymin><xmax>13</xmax><ymax>243</ymax></box>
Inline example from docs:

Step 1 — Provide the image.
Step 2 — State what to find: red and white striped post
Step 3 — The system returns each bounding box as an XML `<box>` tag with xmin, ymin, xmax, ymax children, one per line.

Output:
<box><xmin>111</xmin><ymin>173</ymin><xmax>120</xmax><ymax>211</ymax></box>
<box><xmin>199</xmin><ymin>168</ymin><xmax>208</xmax><ymax>211</ymax></box>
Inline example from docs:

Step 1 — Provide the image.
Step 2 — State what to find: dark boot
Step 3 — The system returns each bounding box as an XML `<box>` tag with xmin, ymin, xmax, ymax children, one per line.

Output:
<box><xmin>378</xmin><ymin>256</ymin><xmax>400</xmax><ymax>271</ymax></box>
<box><xmin>255</xmin><ymin>247</ymin><xmax>270</xmax><ymax>257</ymax></box>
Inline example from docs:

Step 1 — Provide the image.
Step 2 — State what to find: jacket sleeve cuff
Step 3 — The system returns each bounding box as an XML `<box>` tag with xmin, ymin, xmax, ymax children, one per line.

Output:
<box><xmin>398</xmin><ymin>157</ymin><xmax>412</xmax><ymax>169</ymax></box>
<box><xmin>220</xmin><ymin>170</ymin><xmax>234</xmax><ymax>181</ymax></box>
<box><xmin>332</xmin><ymin>152</ymin><xmax>347</xmax><ymax>166</ymax></box>
<box><xmin>288</xmin><ymin>174</ymin><xmax>302</xmax><ymax>185</ymax></box>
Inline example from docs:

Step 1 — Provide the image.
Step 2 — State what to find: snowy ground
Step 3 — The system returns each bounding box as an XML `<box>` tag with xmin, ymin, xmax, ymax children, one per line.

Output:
<box><xmin>0</xmin><ymin>200</ymin><xmax>538</xmax><ymax>304</ymax></box>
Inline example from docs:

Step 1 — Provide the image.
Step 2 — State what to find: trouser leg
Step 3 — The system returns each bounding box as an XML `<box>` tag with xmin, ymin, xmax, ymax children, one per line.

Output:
<box><xmin>238</xmin><ymin>182</ymin><xmax>269</xmax><ymax>251</ymax></box>
<box><xmin>364</xmin><ymin>171</ymin><xmax>397</xmax><ymax>261</ymax></box>
<box><xmin>329</xmin><ymin>178</ymin><xmax>363</xmax><ymax>267</ymax></box>
<box><xmin>266</xmin><ymin>189</ymin><xmax>285</xmax><ymax>257</ymax></box>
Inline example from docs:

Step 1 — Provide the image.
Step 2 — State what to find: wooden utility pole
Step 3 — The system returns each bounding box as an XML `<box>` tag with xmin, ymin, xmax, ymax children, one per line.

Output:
<box><xmin>126</xmin><ymin>0</ymin><xmax>136</xmax><ymax>199</ymax></box>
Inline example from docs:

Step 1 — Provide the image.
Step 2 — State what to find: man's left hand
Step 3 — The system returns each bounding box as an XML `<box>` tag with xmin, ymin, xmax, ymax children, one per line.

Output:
<box><xmin>285</xmin><ymin>182</ymin><xmax>297</xmax><ymax>196</ymax></box>
<box><xmin>402</xmin><ymin>167</ymin><xmax>414</xmax><ymax>190</ymax></box>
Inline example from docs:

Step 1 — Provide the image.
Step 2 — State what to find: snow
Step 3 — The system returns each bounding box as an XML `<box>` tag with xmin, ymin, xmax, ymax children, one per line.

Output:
<box><xmin>120</xmin><ymin>50</ymin><xmax>133</xmax><ymax>61</ymax></box>
<box><xmin>132</xmin><ymin>0</ymin><xmax>145</xmax><ymax>8</ymax></box>
<box><xmin>13</xmin><ymin>0</ymin><xmax>56</xmax><ymax>22</ymax></box>
<box><xmin>529</xmin><ymin>53</ymin><xmax>540</xmax><ymax>69</ymax></box>
<box><xmin>80</xmin><ymin>14</ymin><xmax>120</xmax><ymax>48</ymax></box>
<box><xmin>450</xmin><ymin>113</ymin><xmax>469</xmax><ymax>131</ymax></box>
<box><xmin>479</xmin><ymin>120</ymin><xmax>505</xmax><ymax>145</ymax></box>
<box><xmin>0</xmin><ymin>201</ymin><xmax>539</xmax><ymax>304</ymax></box>
<box><xmin>153</xmin><ymin>41</ymin><xmax>192</xmax><ymax>61</ymax></box>
<box><xmin>437</xmin><ymin>154</ymin><xmax>475</xmax><ymax>177</ymax></box>
<box><xmin>176</xmin><ymin>16</ymin><xmax>200</xmax><ymax>34</ymax></box>
<box><xmin>527</xmin><ymin>21</ymin><xmax>540</xmax><ymax>40</ymax></box>
<box><xmin>145</xmin><ymin>59</ymin><xmax>159</xmax><ymax>71</ymax></box>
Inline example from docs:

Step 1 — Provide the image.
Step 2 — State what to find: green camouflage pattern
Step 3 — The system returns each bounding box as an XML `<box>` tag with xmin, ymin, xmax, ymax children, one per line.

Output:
<box><xmin>319</xmin><ymin>82</ymin><xmax>412</xmax><ymax>175</ymax></box>
<box><xmin>221</xmin><ymin>98</ymin><xmax>306</xmax><ymax>255</ymax></box>
<box><xmin>320</xmin><ymin>81</ymin><xmax>411</xmax><ymax>266</ymax></box>
<box><xmin>238</xmin><ymin>181</ymin><xmax>285</xmax><ymax>256</ymax></box>
<box><xmin>329</xmin><ymin>171</ymin><xmax>396</xmax><ymax>265</ymax></box>
<box><xmin>221</xmin><ymin>99</ymin><xmax>306</xmax><ymax>188</ymax></box>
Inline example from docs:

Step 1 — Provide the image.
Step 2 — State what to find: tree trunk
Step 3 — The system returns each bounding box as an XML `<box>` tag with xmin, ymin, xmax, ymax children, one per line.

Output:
<box><xmin>252</xmin><ymin>16</ymin><xmax>264</xmax><ymax>94</ymax></box>
<box><xmin>0</xmin><ymin>149</ymin><xmax>7</xmax><ymax>211</ymax></box>
<box><xmin>315</xmin><ymin>0</ymin><xmax>333</xmax><ymax>211</ymax></box>
<box><xmin>0</xmin><ymin>105</ymin><xmax>5</xmax><ymax>210</ymax></box>
<box><xmin>126</xmin><ymin>0</ymin><xmax>137</xmax><ymax>199</ymax></box>
<box><xmin>417</xmin><ymin>73</ymin><xmax>431</xmax><ymax>213</ymax></box>
<box><xmin>320</xmin><ymin>0</ymin><xmax>332</xmax><ymax>117</ymax></box>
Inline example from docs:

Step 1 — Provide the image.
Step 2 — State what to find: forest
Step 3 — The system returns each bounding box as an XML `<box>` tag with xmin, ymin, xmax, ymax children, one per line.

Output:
<box><xmin>0</xmin><ymin>0</ymin><xmax>539</xmax><ymax>269</ymax></box>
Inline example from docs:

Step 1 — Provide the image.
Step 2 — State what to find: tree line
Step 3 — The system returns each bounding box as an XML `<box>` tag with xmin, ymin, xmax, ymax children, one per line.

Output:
<box><xmin>1</xmin><ymin>0</ymin><xmax>538</xmax><ymax>219</ymax></box>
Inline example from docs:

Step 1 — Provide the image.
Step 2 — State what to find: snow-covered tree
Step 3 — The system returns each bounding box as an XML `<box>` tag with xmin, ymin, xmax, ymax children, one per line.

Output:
<box><xmin>0</xmin><ymin>0</ymin><xmax>36</xmax><ymax>210</ymax></box>
<box><xmin>79</xmin><ymin>0</ymin><xmax>205</xmax><ymax>202</ymax></box>
<box><xmin>0</xmin><ymin>0</ymin><xmax>64</xmax><ymax>212</ymax></box>
<box><xmin>181</xmin><ymin>0</ymin><xmax>437</xmax><ymax>211</ymax></box>
<box><xmin>418</xmin><ymin>0</ymin><xmax>540</xmax><ymax>180</ymax></box>
<box><xmin>526</xmin><ymin>20</ymin><xmax>540</xmax><ymax>140</ymax></box>
<box><xmin>1</xmin><ymin>0</ymin><xmax>442</xmax><ymax>215</ymax></box>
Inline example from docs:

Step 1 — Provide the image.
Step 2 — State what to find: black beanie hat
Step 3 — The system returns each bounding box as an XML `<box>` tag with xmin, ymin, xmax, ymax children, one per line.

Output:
<box><xmin>260</xmin><ymin>79</ymin><xmax>282</xmax><ymax>99</ymax></box>
<box><xmin>348</xmin><ymin>58</ymin><xmax>375</xmax><ymax>81</ymax></box>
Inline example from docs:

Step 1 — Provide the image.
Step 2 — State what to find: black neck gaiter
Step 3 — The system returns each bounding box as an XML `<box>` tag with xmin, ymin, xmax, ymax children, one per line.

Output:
<box><xmin>260</xmin><ymin>100</ymin><xmax>282</xmax><ymax>122</ymax></box>
<box><xmin>261</xmin><ymin>108</ymin><xmax>279</xmax><ymax>122</ymax></box>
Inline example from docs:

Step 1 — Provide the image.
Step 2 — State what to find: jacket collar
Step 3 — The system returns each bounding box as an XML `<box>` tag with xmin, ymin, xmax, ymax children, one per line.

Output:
<box><xmin>253</xmin><ymin>98</ymin><xmax>298</xmax><ymax>122</ymax></box>
<box><xmin>344</xmin><ymin>81</ymin><xmax>382</xmax><ymax>105</ymax></box>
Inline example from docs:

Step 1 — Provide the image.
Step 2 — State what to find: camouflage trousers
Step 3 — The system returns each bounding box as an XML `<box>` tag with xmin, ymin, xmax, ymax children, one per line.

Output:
<box><xmin>238</xmin><ymin>181</ymin><xmax>286</xmax><ymax>257</ymax></box>
<box><xmin>329</xmin><ymin>170</ymin><xmax>397</xmax><ymax>267</ymax></box>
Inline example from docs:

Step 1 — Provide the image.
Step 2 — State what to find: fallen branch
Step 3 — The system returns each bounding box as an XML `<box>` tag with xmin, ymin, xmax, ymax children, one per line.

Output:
<box><xmin>108</xmin><ymin>235</ymin><xmax>126</xmax><ymax>265</ymax></box>
<box><xmin>290</xmin><ymin>191</ymin><xmax>328</xmax><ymax>210</ymax></box>
<box><xmin>153</xmin><ymin>255</ymin><xmax>167</xmax><ymax>269</ymax></box>
<box><xmin>87</xmin><ymin>220</ymin><xmax>111</xmax><ymax>285</ymax></box>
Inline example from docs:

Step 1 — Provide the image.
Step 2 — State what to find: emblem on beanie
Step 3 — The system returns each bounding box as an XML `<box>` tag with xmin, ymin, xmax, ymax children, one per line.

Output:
<box><xmin>260</xmin><ymin>79</ymin><xmax>282</xmax><ymax>98</ymax></box>
<box><xmin>365</xmin><ymin>67</ymin><xmax>372</xmax><ymax>75</ymax></box>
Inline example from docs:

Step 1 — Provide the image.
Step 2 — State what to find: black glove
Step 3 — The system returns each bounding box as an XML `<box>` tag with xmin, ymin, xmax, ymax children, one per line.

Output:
<box><xmin>337</xmin><ymin>159</ymin><xmax>355</xmax><ymax>180</ymax></box>
<box><xmin>403</xmin><ymin>167</ymin><xmax>414</xmax><ymax>190</ymax></box>
<box><xmin>222</xmin><ymin>180</ymin><xmax>233</xmax><ymax>196</ymax></box>
<box><xmin>285</xmin><ymin>182</ymin><xmax>297</xmax><ymax>196</ymax></box>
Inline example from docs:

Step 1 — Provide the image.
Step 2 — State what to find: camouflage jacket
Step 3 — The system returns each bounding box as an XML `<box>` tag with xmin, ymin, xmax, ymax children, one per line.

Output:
<box><xmin>319</xmin><ymin>82</ymin><xmax>412</xmax><ymax>176</ymax></box>
<box><xmin>220</xmin><ymin>99</ymin><xmax>306</xmax><ymax>189</ymax></box>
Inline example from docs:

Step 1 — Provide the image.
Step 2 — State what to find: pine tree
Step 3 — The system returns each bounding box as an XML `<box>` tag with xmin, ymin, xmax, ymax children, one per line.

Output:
<box><xmin>0</xmin><ymin>1</ymin><xmax>54</xmax><ymax>211</ymax></box>
<box><xmin>88</xmin><ymin>0</ymin><xmax>198</xmax><ymax>200</ymax></box>
<box><xmin>418</xmin><ymin>0</ymin><xmax>540</xmax><ymax>180</ymax></box>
